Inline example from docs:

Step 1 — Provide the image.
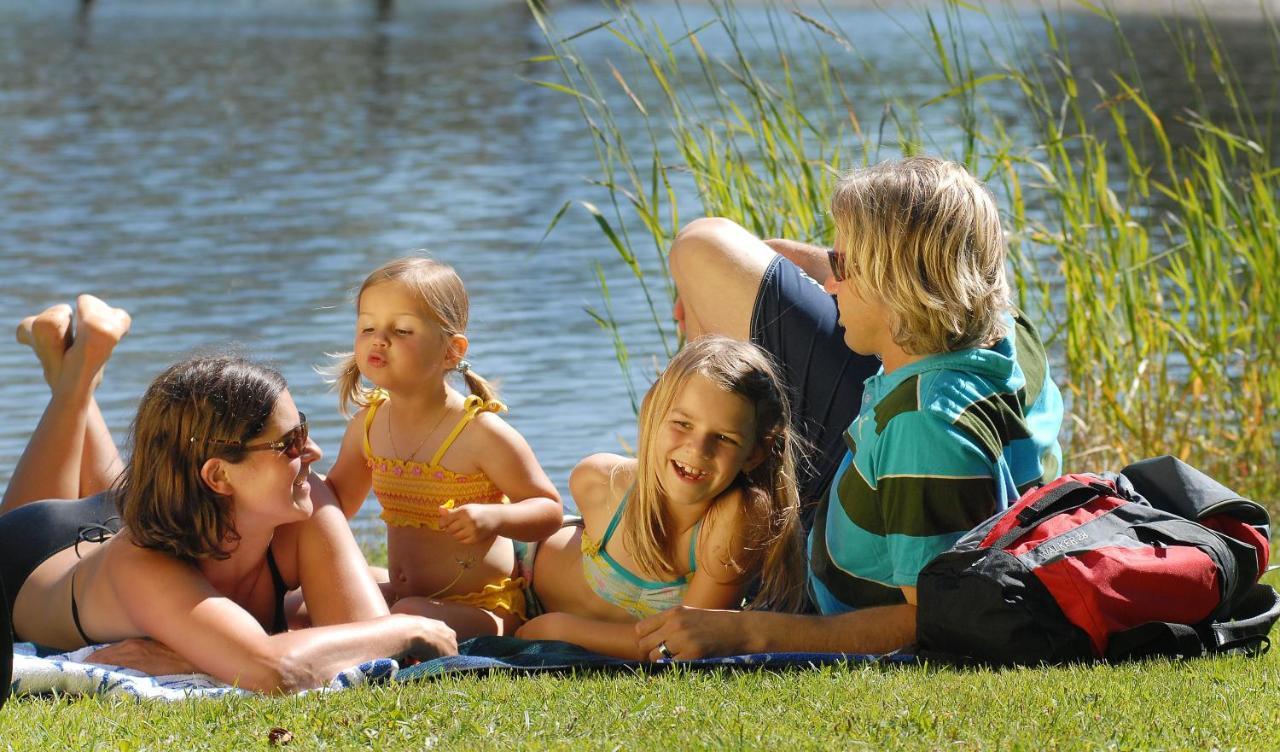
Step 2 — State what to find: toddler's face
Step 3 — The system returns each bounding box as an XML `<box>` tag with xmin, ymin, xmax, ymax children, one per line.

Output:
<box><xmin>654</xmin><ymin>374</ymin><xmax>763</xmax><ymax>509</ymax></box>
<box><xmin>354</xmin><ymin>281</ymin><xmax>452</xmax><ymax>392</ymax></box>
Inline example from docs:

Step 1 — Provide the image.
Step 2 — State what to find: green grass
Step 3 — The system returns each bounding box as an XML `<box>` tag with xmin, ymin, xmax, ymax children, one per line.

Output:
<box><xmin>5</xmin><ymin>648</ymin><xmax>1280</xmax><ymax>749</ymax></box>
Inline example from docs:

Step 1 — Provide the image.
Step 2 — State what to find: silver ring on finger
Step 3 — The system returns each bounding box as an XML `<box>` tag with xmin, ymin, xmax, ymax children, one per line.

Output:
<box><xmin>657</xmin><ymin>640</ymin><xmax>673</xmax><ymax>660</ymax></box>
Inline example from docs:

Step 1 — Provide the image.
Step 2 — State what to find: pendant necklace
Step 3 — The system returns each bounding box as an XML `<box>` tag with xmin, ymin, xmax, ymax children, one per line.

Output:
<box><xmin>387</xmin><ymin>397</ymin><xmax>454</xmax><ymax>462</ymax></box>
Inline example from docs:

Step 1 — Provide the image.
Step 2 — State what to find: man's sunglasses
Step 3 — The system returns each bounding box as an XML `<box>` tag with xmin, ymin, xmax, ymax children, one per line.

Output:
<box><xmin>192</xmin><ymin>413</ymin><xmax>309</xmax><ymax>459</ymax></box>
<box><xmin>827</xmin><ymin>249</ymin><xmax>847</xmax><ymax>283</ymax></box>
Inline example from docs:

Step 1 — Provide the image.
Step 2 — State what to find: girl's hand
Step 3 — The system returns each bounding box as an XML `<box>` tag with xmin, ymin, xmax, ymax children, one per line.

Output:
<box><xmin>87</xmin><ymin>638</ymin><xmax>200</xmax><ymax>676</ymax></box>
<box><xmin>438</xmin><ymin>504</ymin><xmax>501</xmax><ymax>544</ymax></box>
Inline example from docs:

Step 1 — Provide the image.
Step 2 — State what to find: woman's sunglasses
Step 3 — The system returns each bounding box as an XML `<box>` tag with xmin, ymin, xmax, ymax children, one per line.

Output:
<box><xmin>192</xmin><ymin>413</ymin><xmax>309</xmax><ymax>459</ymax></box>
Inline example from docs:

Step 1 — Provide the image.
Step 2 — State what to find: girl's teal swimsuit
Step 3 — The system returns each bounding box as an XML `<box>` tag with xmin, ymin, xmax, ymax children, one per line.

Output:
<box><xmin>579</xmin><ymin>492</ymin><xmax>702</xmax><ymax>618</ymax></box>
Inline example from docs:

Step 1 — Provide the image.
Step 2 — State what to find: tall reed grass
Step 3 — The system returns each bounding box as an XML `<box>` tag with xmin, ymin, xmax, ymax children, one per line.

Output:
<box><xmin>528</xmin><ymin>0</ymin><xmax>1279</xmax><ymax>503</ymax></box>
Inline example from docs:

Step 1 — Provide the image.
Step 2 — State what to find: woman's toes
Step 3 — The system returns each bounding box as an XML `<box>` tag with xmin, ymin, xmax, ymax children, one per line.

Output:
<box><xmin>15</xmin><ymin>304</ymin><xmax>74</xmax><ymax>386</ymax></box>
<box><xmin>74</xmin><ymin>294</ymin><xmax>132</xmax><ymax>344</ymax></box>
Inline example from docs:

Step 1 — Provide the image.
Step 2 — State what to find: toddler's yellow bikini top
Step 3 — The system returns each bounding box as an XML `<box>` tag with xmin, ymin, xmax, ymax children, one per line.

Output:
<box><xmin>363</xmin><ymin>391</ymin><xmax>508</xmax><ymax>530</ymax></box>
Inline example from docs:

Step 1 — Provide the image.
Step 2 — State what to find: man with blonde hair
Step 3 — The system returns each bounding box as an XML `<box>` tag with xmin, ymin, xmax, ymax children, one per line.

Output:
<box><xmin>636</xmin><ymin>156</ymin><xmax>1063</xmax><ymax>657</ymax></box>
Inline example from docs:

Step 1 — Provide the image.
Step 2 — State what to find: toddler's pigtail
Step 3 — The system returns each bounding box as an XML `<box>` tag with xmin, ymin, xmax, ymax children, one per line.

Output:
<box><xmin>318</xmin><ymin>352</ymin><xmax>374</xmax><ymax>418</ymax></box>
<box><xmin>457</xmin><ymin>360</ymin><xmax>502</xmax><ymax>407</ymax></box>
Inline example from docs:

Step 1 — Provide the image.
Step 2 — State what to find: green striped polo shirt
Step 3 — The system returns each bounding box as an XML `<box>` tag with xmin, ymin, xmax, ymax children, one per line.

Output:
<box><xmin>808</xmin><ymin>315</ymin><xmax>1063</xmax><ymax>614</ymax></box>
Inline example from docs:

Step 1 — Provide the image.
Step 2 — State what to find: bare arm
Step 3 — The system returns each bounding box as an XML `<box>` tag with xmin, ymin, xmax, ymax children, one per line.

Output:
<box><xmin>763</xmin><ymin>238</ymin><xmax>832</xmax><ymax>284</ymax></box>
<box><xmin>635</xmin><ymin>588</ymin><xmax>918</xmax><ymax>660</ymax></box>
<box><xmin>273</xmin><ymin>482</ymin><xmax>389</xmax><ymax>626</ymax></box>
<box><xmin>680</xmin><ymin>488</ymin><xmax>753</xmax><ymax>609</ymax></box>
<box><xmin>114</xmin><ymin>549</ymin><xmax>454</xmax><ymax>693</ymax></box>
<box><xmin>515</xmin><ymin>612</ymin><xmax>645</xmax><ymax>660</ymax></box>
<box><xmin>321</xmin><ymin>411</ymin><xmax>373</xmax><ymax>520</ymax></box>
<box><xmin>441</xmin><ymin>414</ymin><xmax>563</xmax><ymax>543</ymax></box>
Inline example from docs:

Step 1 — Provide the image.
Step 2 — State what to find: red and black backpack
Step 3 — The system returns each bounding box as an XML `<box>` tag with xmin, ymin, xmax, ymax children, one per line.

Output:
<box><xmin>917</xmin><ymin>456</ymin><xmax>1278</xmax><ymax>665</ymax></box>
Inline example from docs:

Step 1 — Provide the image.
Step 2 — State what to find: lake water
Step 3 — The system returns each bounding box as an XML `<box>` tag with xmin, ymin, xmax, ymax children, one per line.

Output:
<box><xmin>1</xmin><ymin>0</ymin><xmax>1273</xmax><ymax>541</ymax></box>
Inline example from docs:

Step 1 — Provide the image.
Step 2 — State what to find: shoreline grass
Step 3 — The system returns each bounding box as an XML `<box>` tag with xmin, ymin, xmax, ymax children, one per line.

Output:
<box><xmin>530</xmin><ymin>0</ymin><xmax>1279</xmax><ymax>505</ymax></box>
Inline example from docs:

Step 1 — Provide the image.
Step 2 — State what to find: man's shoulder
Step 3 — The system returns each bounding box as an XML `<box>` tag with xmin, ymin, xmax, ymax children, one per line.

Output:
<box><xmin>870</xmin><ymin>367</ymin><xmax>1006</xmax><ymax>434</ymax></box>
<box><xmin>856</xmin><ymin>369</ymin><xmax>1004</xmax><ymax>484</ymax></box>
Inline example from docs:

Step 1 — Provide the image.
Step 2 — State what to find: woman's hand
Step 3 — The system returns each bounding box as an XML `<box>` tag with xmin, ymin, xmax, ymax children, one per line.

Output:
<box><xmin>406</xmin><ymin>615</ymin><xmax>459</xmax><ymax>660</ymax></box>
<box><xmin>86</xmin><ymin>638</ymin><xmax>200</xmax><ymax>676</ymax></box>
<box><xmin>439</xmin><ymin>504</ymin><xmax>501</xmax><ymax>544</ymax></box>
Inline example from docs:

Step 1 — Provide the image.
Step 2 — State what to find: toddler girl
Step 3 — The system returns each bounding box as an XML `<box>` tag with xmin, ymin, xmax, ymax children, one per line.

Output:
<box><xmin>516</xmin><ymin>336</ymin><xmax>807</xmax><ymax>658</ymax></box>
<box><xmin>325</xmin><ymin>256</ymin><xmax>563</xmax><ymax>638</ymax></box>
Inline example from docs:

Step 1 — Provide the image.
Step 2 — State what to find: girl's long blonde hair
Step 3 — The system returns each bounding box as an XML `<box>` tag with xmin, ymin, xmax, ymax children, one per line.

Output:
<box><xmin>622</xmin><ymin>336</ymin><xmax>808</xmax><ymax>613</ymax></box>
<box><xmin>329</xmin><ymin>255</ymin><xmax>500</xmax><ymax>416</ymax></box>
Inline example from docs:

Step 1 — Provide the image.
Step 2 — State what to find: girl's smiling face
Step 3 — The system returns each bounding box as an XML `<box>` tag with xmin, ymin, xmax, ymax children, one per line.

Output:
<box><xmin>354</xmin><ymin>281</ymin><xmax>462</xmax><ymax>393</ymax></box>
<box><xmin>654</xmin><ymin>374</ymin><xmax>765</xmax><ymax>510</ymax></box>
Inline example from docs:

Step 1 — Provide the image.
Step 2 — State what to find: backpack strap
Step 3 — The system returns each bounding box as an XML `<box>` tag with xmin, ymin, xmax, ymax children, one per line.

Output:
<box><xmin>1106</xmin><ymin>583</ymin><xmax>1280</xmax><ymax>662</ymax></box>
<box><xmin>1106</xmin><ymin>621</ymin><xmax>1206</xmax><ymax>661</ymax></box>
<box><xmin>1209</xmin><ymin>582</ymin><xmax>1280</xmax><ymax>654</ymax></box>
<box><xmin>988</xmin><ymin>480</ymin><xmax>1111</xmax><ymax>550</ymax></box>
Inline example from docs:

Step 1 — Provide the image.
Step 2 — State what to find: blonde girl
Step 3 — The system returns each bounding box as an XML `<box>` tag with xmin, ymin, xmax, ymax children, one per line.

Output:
<box><xmin>324</xmin><ymin>256</ymin><xmax>563</xmax><ymax>638</ymax></box>
<box><xmin>516</xmin><ymin>336</ymin><xmax>807</xmax><ymax>659</ymax></box>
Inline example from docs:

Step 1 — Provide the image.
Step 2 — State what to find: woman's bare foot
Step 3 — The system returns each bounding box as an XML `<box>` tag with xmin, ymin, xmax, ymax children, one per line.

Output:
<box><xmin>56</xmin><ymin>295</ymin><xmax>132</xmax><ymax>392</ymax></box>
<box><xmin>15</xmin><ymin>304</ymin><xmax>74</xmax><ymax>387</ymax></box>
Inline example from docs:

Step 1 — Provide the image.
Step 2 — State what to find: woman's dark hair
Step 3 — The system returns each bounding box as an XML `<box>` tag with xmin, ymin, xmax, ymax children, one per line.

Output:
<box><xmin>114</xmin><ymin>355</ymin><xmax>286</xmax><ymax>561</ymax></box>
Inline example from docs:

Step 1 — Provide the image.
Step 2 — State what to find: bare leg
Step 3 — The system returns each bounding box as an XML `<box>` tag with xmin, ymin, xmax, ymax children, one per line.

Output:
<box><xmin>2</xmin><ymin>296</ymin><xmax>131</xmax><ymax>514</ymax></box>
<box><xmin>391</xmin><ymin>597</ymin><xmax>508</xmax><ymax>640</ymax></box>
<box><xmin>14</xmin><ymin>300</ymin><xmax>125</xmax><ymax>497</ymax></box>
<box><xmin>668</xmin><ymin>217</ymin><xmax>777</xmax><ymax>341</ymax></box>
<box><xmin>78</xmin><ymin>398</ymin><xmax>124</xmax><ymax>497</ymax></box>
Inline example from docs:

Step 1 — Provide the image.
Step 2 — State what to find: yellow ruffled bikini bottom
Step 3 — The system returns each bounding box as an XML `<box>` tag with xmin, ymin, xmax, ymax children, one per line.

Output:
<box><xmin>440</xmin><ymin>575</ymin><xmax>527</xmax><ymax>622</ymax></box>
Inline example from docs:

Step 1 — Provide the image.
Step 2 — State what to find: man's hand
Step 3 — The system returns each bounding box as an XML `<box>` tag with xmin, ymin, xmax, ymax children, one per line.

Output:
<box><xmin>438</xmin><ymin>504</ymin><xmax>501</xmax><ymax>544</ymax></box>
<box><xmin>635</xmin><ymin>606</ymin><xmax>753</xmax><ymax>661</ymax></box>
<box><xmin>87</xmin><ymin>638</ymin><xmax>199</xmax><ymax>676</ymax></box>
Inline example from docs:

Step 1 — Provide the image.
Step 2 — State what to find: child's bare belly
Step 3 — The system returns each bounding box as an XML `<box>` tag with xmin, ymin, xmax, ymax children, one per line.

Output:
<box><xmin>386</xmin><ymin>524</ymin><xmax>515</xmax><ymax>602</ymax></box>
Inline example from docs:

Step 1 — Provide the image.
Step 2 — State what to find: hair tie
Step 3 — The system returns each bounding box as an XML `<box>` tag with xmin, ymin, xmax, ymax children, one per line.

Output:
<box><xmin>455</xmin><ymin>360</ymin><xmax>471</xmax><ymax>375</ymax></box>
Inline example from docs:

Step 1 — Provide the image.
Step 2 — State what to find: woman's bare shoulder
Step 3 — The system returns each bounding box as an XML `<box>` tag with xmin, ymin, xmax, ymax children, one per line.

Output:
<box><xmin>102</xmin><ymin>533</ymin><xmax>214</xmax><ymax>620</ymax></box>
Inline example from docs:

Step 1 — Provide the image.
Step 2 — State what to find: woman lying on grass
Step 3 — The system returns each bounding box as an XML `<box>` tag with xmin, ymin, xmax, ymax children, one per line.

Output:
<box><xmin>0</xmin><ymin>296</ymin><xmax>456</xmax><ymax>693</ymax></box>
